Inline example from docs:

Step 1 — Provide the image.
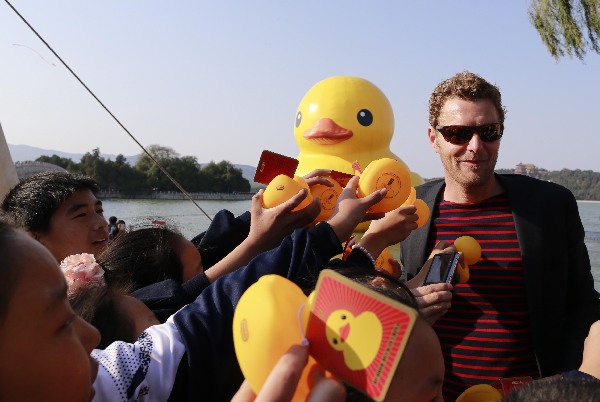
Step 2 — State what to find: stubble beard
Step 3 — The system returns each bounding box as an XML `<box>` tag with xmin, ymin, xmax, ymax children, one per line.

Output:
<box><xmin>442</xmin><ymin>153</ymin><xmax>498</xmax><ymax>190</ymax></box>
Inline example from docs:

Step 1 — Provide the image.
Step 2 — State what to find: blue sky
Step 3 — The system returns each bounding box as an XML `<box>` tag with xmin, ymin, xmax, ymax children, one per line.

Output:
<box><xmin>1</xmin><ymin>1</ymin><xmax>599</xmax><ymax>179</ymax></box>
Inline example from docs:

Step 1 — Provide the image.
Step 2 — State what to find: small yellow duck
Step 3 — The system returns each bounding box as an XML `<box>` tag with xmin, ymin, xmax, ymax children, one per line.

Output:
<box><xmin>294</xmin><ymin>76</ymin><xmax>423</xmax><ymax>185</ymax></box>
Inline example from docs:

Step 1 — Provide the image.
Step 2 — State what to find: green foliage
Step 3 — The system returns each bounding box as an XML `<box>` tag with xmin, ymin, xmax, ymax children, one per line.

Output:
<box><xmin>495</xmin><ymin>167</ymin><xmax>600</xmax><ymax>199</ymax></box>
<box><xmin>34</xmin><ymin>145</ymin><xmax>251</xmax><ymax>194</ymax></box>
<box><xmin>201</xmin><ymin>161</ymin><xmax>251</xmax><ymax>193</ymax></box>
<box><xmin>36</xmin><ymin>154</ymin><xmax>79</xmax><ymax>171</ymax></box>
<box><xmin>529</xmin><ymin>0</ymin><xmax>600</xmax><ymax>60</ymax></box>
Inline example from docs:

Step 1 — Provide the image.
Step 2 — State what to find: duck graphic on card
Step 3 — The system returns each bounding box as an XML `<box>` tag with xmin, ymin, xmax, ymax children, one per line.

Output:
<box><xmin>325</xmin><ymin>309</ymin><xmax>382</xmax><ymax>370</ymax></box>
<box><xmin>306</xmin><ymin>269</ymin><xmax>417</xmax><ymax>401</ymax></box>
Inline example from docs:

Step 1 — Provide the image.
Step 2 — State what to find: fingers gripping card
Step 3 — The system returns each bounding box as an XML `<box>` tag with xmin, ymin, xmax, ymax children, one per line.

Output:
<box><xmin>254</xmin><ymin>150</ymin><xmax>299</xmax><ymax>184</ymax></box>
<box><xmin>306</xmin><ymin>269</ymin><xmax>417</xmax><ymax>401</ymax></box>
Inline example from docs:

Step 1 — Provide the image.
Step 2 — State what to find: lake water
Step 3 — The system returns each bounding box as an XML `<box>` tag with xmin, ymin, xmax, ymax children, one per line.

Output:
<box><xmin>103</xmin><ymin>198</ymin><xmax>600</xmax><ymax>291</ymax></box>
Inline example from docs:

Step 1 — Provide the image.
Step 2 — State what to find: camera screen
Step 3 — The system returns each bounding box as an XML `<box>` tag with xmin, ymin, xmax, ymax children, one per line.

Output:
<box><xmin>424</xmin><ymin>253</ymin><xmax>457</xmax><ymax>284</ymax></box>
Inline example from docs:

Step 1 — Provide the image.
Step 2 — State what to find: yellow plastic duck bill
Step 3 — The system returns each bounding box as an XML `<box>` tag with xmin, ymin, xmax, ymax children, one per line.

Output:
<box><xmin>293</xmin><ymin>76</ymin><xmax>423</xmax><ymax>186</ymax></box>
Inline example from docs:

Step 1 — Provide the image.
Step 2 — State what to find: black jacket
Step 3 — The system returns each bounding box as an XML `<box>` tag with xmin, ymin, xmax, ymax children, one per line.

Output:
<box><xmin>400</xmin><ymin>174</ymin><xmax>600</xmax><ymax>376</ymax></box>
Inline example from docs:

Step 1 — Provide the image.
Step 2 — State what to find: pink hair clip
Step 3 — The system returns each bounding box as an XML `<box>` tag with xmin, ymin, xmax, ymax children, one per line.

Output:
<box><xmin>60</xmin><ymin>253</ymin><xmax>105</xmax><ymax>296</ymax></box>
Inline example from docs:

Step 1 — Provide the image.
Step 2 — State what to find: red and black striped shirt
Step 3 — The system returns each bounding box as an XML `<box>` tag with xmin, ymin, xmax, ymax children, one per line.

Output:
<box><xmin>427</xmin><ymin>194</ymin><xmax>540</xmax><ymax>401</ymax></box>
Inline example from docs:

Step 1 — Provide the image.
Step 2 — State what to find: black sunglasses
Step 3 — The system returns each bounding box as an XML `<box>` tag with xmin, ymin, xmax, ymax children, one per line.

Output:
<box><xmin>435</xmin><ymin>122</ymin><xmax>504</xmax><ymax>145</ymax></box>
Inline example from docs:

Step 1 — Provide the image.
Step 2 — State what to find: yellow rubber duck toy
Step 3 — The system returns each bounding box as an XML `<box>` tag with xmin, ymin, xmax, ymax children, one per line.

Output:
<box><xmin>233</xmin><ymin>275</ymin><xmax>318</xmax><ymax>401</ymax></box>
<box><xmin>293</xmin><ymin>76</ymin><xmax>423</xmax><ymax>186</ymax></box>
<box><xmin>454</xmin><ymin>235</ymin><xmax>482</xmax><ymax>284</ymax></box>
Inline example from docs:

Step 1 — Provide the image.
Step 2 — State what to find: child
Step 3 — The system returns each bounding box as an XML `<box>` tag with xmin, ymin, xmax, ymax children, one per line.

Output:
<box><xmin>0</xmin><ymin>171</ymin><xmax>108</xmax><ymax>262</ymax></box>
<box><xmin>99</xmin><ymin>187</ymin><xmax>323</xmax><ymax>322</ymax></box>
<box><xmin>0</xmin><ymin>221</ymin><xmax>101</xmax><ymax>402</ymax></box>
<box><xmin>61</xmin><ymin>252</ymin><xmax>160</xmax><ymax>348</ymax></box>
<box><xmin>108</xmin><ymin>216</ymin><xmax>118</xmax><ymax>240</ymax></box>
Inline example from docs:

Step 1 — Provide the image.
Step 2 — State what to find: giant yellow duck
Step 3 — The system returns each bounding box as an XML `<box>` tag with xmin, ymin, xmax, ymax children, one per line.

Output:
<box><xmin>293</xmin><ymin>76</ymin><xmax>424</xmax><ymax>186</ymax></box>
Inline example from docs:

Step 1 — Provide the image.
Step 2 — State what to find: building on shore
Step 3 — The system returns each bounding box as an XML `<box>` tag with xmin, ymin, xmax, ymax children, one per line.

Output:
<box><xmin>514</xmin><ymin>162</ymin><xmax>548</xmax><ymax>178</ymax></box>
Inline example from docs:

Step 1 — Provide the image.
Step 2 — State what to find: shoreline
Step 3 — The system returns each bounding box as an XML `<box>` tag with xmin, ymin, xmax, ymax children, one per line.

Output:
<box><xmin>99</xmin><ymin>191</ymin><xmax>254</xmax><ymax>201</ymax></box>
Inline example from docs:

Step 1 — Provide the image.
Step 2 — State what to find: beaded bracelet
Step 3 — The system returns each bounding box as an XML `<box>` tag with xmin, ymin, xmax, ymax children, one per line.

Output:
<box><xmin>351</xmin><ymin>244</ymin><xmax>376</xmax><ymax>266</ymax></box>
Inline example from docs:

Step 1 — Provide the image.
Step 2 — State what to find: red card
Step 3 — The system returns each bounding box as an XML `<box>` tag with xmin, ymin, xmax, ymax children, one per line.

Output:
<box><xmin>253</xmin><ymin>150</ymin><xmax>299</xmax><ymax>184</ymax></box>
<box><xmin>329</xmin><ymin>170</ymin><xmax>354</xmax><ymax>187</ymax></box>
<box><xmin>306</xmin><ymin>269</ymin><xmax>417</xmax><ymax>401</ymax></box>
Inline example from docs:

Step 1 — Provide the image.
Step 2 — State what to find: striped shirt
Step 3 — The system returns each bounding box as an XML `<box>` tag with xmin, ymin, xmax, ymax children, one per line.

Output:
<box><xmin>427</xmin><ymin>194</ymin><xmax>540</xmax><ymax>401</ymax></box>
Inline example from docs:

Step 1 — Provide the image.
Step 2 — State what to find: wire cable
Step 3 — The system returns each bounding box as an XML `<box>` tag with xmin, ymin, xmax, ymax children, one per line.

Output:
<box><xmin>4</xmin><ymin>0</ymin><xmax>213</xmax><ymax>221</ymax></box>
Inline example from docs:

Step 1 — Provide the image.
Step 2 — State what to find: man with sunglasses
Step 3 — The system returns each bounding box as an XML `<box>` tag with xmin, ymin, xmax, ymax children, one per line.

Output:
<box><xmin>400</xmin><ymin>71</ymin><xmax>600</xmax><ymax>401</ymax></box>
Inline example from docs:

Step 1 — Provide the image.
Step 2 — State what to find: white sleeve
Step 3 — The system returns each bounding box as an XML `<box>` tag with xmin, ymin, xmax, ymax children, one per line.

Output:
<box><xmin>92</xmin><ymin>317</ymin><xmax>186</xmax><ymax>402</ymax></box>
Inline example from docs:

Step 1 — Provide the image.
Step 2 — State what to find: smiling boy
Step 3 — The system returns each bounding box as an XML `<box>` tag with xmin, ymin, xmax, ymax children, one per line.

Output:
<box><xmin>0</xmin><ymin>171</ymin><xmax>109</xmax><ymax>261</ymax></box>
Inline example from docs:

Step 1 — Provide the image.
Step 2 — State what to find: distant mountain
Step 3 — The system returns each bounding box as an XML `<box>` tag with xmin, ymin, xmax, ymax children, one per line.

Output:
<box><xmin>7</xmin><ymin>144</ymin><xmax>140</xmax><ymax>165</ymax></box>
<box><xmin>7</xmin><ymin>144</ymin><xmax>259</xmax><ymax>186</ymax></box>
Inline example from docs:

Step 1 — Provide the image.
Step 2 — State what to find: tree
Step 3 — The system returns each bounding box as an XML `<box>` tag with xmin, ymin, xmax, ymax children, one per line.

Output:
<box><xmin>36</xmin><ymin>154</ymin><xmax>78</xmax><ymax>171</ymax></box>
<box><xmin>79</xmin><ymin>148</ymin><xmax>105</xmax><ymax>179</ymax></box>
<box><xmin>134</xmin><ymin>145</ymin><xmax>182</xmax><ymax>191</ymax></box>
<box><xmin>200</xmin><ymin>161</ymin><xmax>251</xmax><ymax>192</ymax></box>
<box><xmin>33</xmin><ymin>145</ymin><xmax>252</xmax><ymax>194</ymax></box>
<box><xmin>529</xmin><ymin>0</ymin><xmax>600</xmax><ymax>60</ymax></box>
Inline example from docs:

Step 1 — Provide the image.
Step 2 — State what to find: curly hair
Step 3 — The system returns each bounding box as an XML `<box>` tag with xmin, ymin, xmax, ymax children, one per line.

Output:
<box><xmin>428</xmin><ymin>71</ymin><xmax>507</xmax><ymax>127</ymax></box>
<box><xmin>0</xmin><ymin>171</ymin><xmax>100</xmax><ymax>233</ymax></box>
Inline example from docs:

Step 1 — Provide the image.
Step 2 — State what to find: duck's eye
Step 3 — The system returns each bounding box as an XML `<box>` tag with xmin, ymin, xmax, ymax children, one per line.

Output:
<box><xmin>341</xmin><ymin>314</ymin><xmax>347</xmax><ymax>320</ymax></box>
<box><xmin>357</xmin><ymin>109</ymin><xmax>373</xmax><ymax>126</ymax></box>
<box><xmin>332</xmin><ymin>338</ymin><xmax>338</xmax><ymax>345</ymax></box>
<box><xmin>295</xmin><ymin>111</ymin><xmax>302</xmax><ymax>128</ymax></box>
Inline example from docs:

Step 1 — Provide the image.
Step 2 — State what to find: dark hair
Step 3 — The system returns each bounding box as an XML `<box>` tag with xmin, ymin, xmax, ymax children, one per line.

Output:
<box><xmin>0</xmin><ymin>221</ymin><xmax>22</xmax><ymax>324</ymax></box>
<box><xmin>428</xmin><ymin>70</ymin><xmax>507</xmax><ymax>127</ymax></box>
<box><xmin>99</xmin><ymin>227</ymin><xmax>185</xmax><ymax>291</ymax></box>
<box><xmin>501</xmin><ymin>377</ymin><xmax>600</xmax><ymax>402</ymax></box>
<box><xmin>323</xmin><ymin>262</ymin><xmax>418</xmax><ymax>309</ymax></box>
<box><xmin>108</xmin><ymin>216</ymin><xmax>117</xmax><ymax>224</ymax></box>
<box><xmin>69</xmin><ymin>285</ymin><xmax>135</xmax><ymax>349</ymax></box>
<box><xmin>0</xmin><ymin>171</ymin><xmax>100</xmax><ymax>233</ymax></box>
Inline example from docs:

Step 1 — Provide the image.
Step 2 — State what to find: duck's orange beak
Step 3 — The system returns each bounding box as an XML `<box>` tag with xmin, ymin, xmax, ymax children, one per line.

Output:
<box><xmin>339</xmin><ymin>322</ymin><xmax>350</xmax><ymax>343</ymax></box>
<box><xmin>303</xmin><ymin>118</ymin><xmax>353</xmax><ymax>145</ymax></box>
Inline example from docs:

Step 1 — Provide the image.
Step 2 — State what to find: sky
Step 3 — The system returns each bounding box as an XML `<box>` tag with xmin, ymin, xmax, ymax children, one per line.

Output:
<box><xmin>1</xmin><ymin>1</ymin><xmax>599</xmax><ymax>179</ymax></box>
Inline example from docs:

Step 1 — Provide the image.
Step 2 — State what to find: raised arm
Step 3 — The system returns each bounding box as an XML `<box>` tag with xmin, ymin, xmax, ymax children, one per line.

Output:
<box><xmin>204</xmin><ymin>188</ymin><xmax>320</xmax><ymax>283</ymax></box>
<box><xmin>357</xmin><ymin>204</ymin><xmax>419</xmax><ymax>260</ymax></box>
<box><xmin>326</xmin><ymin>176</ymin><xmax>387</xmax><ymax>243</ymax></box>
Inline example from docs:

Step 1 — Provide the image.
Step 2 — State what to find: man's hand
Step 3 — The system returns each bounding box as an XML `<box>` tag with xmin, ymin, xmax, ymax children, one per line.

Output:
<box><xmin>410</xmin><ymin>283</ymin><xmax>453</xmax><ymax>325</ymax></box>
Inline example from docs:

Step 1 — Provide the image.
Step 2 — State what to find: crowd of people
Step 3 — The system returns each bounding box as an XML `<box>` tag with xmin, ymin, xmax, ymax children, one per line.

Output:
<box><xmin>1</xmin><ymin>71</ymin><xmax>599</xmax><ymax>402</ymax></box>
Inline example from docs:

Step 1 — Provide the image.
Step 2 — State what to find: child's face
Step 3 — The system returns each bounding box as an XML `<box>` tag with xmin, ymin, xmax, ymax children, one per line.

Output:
<box><xmin>0</xmin><ymin>232</ymin><xmax>100</xmax><ymax>402</ymax></box>
<box><xmin>384</xmin><ymin>318</ymin><xmax>445</xmax><ymax>401</ymax></box>
<box><xmin>176</xmin><ymin>236</ymin><xmax>204</xmax><ymax>282</ymax></box>
<box><xmin>34</xmin><ymin>189</ymin><xmax>109</xmax><ymax>261</ymax></box>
